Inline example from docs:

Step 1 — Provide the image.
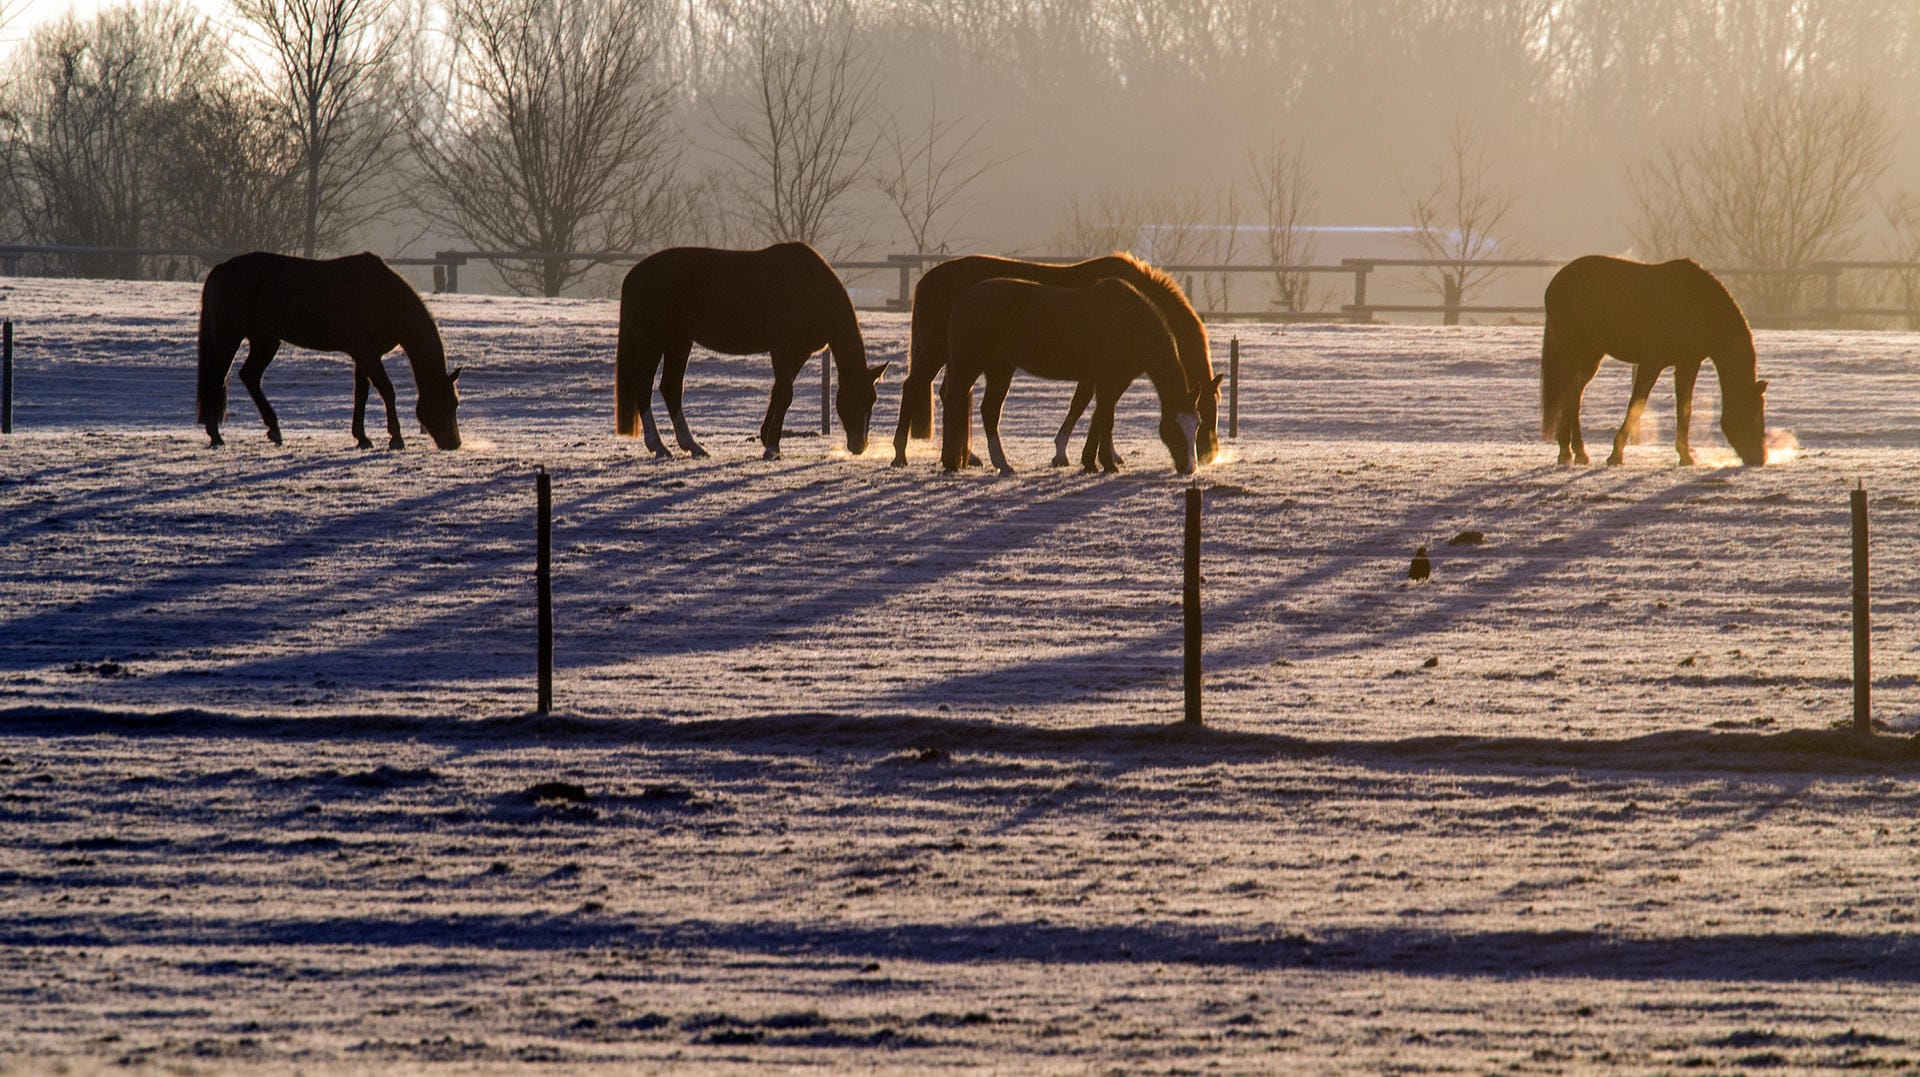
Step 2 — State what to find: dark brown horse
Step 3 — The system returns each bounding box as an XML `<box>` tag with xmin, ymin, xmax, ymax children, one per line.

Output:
<box><xmin>1541</xmin><ymin>255</ymin><xmax>1768</xmax><ymax>466</ymax></box>
<box><xmin>892</xmin><ymin>253</ymin><xmax>1219</xmax><ymax>468</ymax></box>
<box><xmin>197</xmin><ymin>252</ymin><xmax>462</xmax><ymax>449</ymax></box>
<box><xmin>942</xmin><ymin>277</ymin><xmax>1201</xmax><ymax>475</ymax></box>
<box><xmin>614</xmin><ymin>243</ymin><xmax>887</xmax><ymax>460</ymax></box>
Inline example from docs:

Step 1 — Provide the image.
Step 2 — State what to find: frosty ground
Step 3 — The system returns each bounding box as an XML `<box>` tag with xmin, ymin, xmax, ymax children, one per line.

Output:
<box><xmin>5</xmin><ymin>276</ymin><xmax>1920</xmax><ymax>1072</ymax></box>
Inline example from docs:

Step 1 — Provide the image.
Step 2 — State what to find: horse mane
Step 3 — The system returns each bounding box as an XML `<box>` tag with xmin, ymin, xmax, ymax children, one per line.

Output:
<box><xmin>1110</xmin><ymin>252</ymin><xmax>1198</xmax><ymax>320</ymax></box>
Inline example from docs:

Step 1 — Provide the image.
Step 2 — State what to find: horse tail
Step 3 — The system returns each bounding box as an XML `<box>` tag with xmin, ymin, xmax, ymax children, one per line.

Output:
<box><xmin>194</xmin><ymin>269</ymin><xmax>235</xmax><ymax>426</ymax></box>
<box><xmin>614</xmin><ymin>287</ymin><xmax>643</xmax><ymax>437</ymax></box>
<box><xmin>1539</xmin><ymin>321</ymin><xmax>1563</xmax><ymax>442</ymax></box>
<box><xmin>905</xmin><ymin>291</ymin><xmax>941</xmax><ymax>439</ymax></box>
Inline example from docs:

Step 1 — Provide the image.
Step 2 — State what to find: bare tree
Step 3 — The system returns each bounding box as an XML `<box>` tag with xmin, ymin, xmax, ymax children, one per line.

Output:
<box><xmin>147</xmin><ymin>81</ymin><xmax>307</xmax><ymax>253</ymax></box>
<box><xmin>231</xmin><ymin>0</ymin><xmax>404</xmax><ymax>257</ymax></box>
<box><xmin>711</xmin><ymin>11</ymin><xmax>881</xmax><ymax>251</ymax></box>
<box><xmin>408</xmin><ymin>0</ymin><xmax>683</xmax><ymax>296</ymax></box>
<box><xmin>1628</xmin><ymin>85</ymin><xmax>1892</xmax><ymax>323</ymax></box>
<box><xmin>0</xmin><ymin>2</ymin><xmax>229</xmax><ymax>276</ymax></box>
<box><xmin>1245</xmin><ymin>135</ymin><xmax>1318</xmax><ymax>312</ymax></box>
<box><xmin>874</xmin><ymin>92</ymin><xmax>1000</xmax><ymax>254</ymax></box>
<box><xmin>1400</xmin><ymin>115</ymin><xmax>1522</xmax><ymax>325</ymax></box>
<box><xmin>1880</xmin><ymin>191</ymin><xmax>1920</xmax><ymax>330</ymax></box>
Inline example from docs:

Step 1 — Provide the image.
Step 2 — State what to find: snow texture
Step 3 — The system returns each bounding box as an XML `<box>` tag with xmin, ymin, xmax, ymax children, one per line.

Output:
<box><xmin>5</xmin><ymin>277</ymin><xmax>1920</xmax><ymax>1072</ymax></box>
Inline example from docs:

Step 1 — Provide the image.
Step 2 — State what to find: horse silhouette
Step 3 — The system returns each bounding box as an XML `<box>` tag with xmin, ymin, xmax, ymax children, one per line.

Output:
<box><xmin>892</xmin><ymin>253</ymin><xmax>1219</xmax><ymax>469</ymax></box>
<box><xmin>942</xmin><ymin>277</ymin><xmax>1201</xmax><ymax>475</ymax></box>
<box><xmin>1541</xmin><ymin>255</ymin><xmax>1767</xmax><ymax>466</ymax></box>
<box><xmin>614</xmin><ymin>243</ymin><xmax>887</xmax><ymax>460</ymax></box>
<box><xmin>197</xmin><ymin>251</ymin><xmax>462</xmax><ymax>450</ymax></box>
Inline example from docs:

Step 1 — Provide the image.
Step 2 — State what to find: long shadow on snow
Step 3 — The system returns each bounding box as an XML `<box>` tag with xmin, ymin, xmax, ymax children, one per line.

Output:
<box><xmin>6</xmin><ymin>705</ymin><xmax>1916</xmax><ymax>778</ymax></box>
<box><xmin>875</xmin><ymin>463</ymin><xmax>1655</xmax><ymax>708</ymax></box>
<box><xmin>0</xmin><ymin>459</ymin><xmax>520</xmax><ymax>676</ymax></box>
<box><xmin>3</xmin><ymin>907</ymin><xmax>1915</xmax><ymax>984</ymax></box>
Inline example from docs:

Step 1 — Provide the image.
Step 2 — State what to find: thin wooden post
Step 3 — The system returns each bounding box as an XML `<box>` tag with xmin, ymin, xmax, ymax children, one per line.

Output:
<box><xmin>1183</xmin><ymin>486</ymin><xmax>1202</xmax><ymax>725</ymax></box>
<box><xmin>1228</xmin><ymin>336</ymin><xmax>1239</xmax><ymax>440</ymax></box>
<box><xmin>536</xmin><ymin>466</ymin><xmax>553</xmax><ymax>715</ymax></box>
<box><xmin>820</xmin><ymin>355</ymin><xmax>832</xmax><ymax>437</ymax></box>
<box><xmin>1852</xmin><ymin>483</ymin><xmax>1870</xmax><ymax>733</ymax></box>
<box><xmin>2</xmin><ymin>321</ymin><xmax>12</xmax><ymax>435</ymax></box>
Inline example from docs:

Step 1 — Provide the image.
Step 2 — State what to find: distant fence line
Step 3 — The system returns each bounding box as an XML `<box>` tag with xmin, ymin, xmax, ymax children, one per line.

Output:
<box><xmin>2</xmin><ymin>243</ymin><xmax>1917</xmax><ymax>329</ymax></box>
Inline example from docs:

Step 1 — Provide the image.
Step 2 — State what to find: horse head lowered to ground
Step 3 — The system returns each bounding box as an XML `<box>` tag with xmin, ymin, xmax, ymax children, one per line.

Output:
<box><xmin>894</xmin><ymin>252</ymin><xmax>1218</xmax><ymax>469</ymax></box>
<box><xmin>197</xmin><ymin>251</ymin><xmax>462</xmax><ymax>450</ymax></box>
<box><xmin>614</xmin><ymin>243</ymin><xmax>887</xmax><ymax>461</ymax></box>
<box><xmin>1540</xmin><ymin>254</ymin><xmax>1767</xmax><ymax>467</ymax></box>
<box><xmin>941</xmin><ymin>276</ymin><xmax>1201</xmax><ymax>476</ymax></box>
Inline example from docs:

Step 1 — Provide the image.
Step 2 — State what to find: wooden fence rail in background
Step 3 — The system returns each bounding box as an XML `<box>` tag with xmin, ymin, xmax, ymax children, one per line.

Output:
<box><xmin>1</xmin><ymin>244</ymin><xmax>1916</xmax><ymax>329</ymax></box>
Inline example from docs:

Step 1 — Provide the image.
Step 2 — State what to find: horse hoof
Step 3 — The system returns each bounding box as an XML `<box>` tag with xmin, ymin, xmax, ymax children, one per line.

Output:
<box><xmin>1605</xmin><ymin>454</ymin><xmax>1623</xmax><ymax>466</ymax></box>
<box><xmin>389</xmin><ymin>437</ymin><xmax>405</xmax><ymax>451</ymax></box>
<box><xmin>762</xmin><ymin>448</ymin><xmax>781</xmax><ymax>461</ymax></box>
<box><xmin>1677</xmin><ymin>454</ymin><xmax>1695</xmax><ymax>467</ymax></box>
<box><xmin>267</xmin><ymin>429</ymin><xmax>283</xmax><ymax>446</ymax></box>
<box><xmin>1050</xmin><ymin>454</ymin><xmax>1069</xmax><ymax>468</ymax></box>
<box><xmin>207</xmin><ymin>433</ymin><xmax>224</xmax><ymax>448</ymax></box>
<box><xmin>650</xmin><ymin>448</ymin><xmax>672</xmax><ymax>460</ymax></box>
<box><xmin>890</xmin><ymin>457</ymin><xmax>908</xmax><ymax>469</ymax></box>
<box><xmin>356</xmin><ymin>436</ymin><xmax>374</xmax><ymax>449</ymax></box>
<box><xmin>688</xmin><ymin>446</ymin><xmax>710</xmax><ymax>460</ymax></box>
<box><xmin>966</xmin><ymin>452</ymin><xmax>982</xmax><ymax>467</ymax></box>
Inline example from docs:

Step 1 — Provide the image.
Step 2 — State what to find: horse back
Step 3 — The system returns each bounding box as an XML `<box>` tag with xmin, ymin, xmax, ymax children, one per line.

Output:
<box><xmin>621</xmin><ymin>244</ymin><xmax>847</xmax><ymax>356</ymax></box>
<box><xmin>203</xmin><ymin>251</ymin><xmax>426</xmax><ymax>356</ymax></box>
<box><xmin>1545</xmin><ymin>255</ymin><xmax>1749</xmax><ymax>361</ymax></box>
<box><xmin>949</xmin><ymin>276</ymin><xmax>1168</xmax><ymax>384</ymax></box>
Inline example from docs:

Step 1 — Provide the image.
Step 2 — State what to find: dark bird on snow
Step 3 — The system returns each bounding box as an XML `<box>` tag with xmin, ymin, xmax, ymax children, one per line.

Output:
<box><xmin>1408</xmin><ymin>546</ymin><xmax>1431</xmax><ymax>581</ymax></box>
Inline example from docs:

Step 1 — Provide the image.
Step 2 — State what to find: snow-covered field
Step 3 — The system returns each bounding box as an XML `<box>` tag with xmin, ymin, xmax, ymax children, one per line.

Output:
<box><xmin>6</xmin><ymin>276</ymin><xmax>1920</xmax><ymax>1072</ymax></box>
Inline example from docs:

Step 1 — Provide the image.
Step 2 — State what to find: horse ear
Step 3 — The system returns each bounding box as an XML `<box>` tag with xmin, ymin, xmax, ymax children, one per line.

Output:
<box><xmin>1755</xmin><ymin>379</ymin><xmax>1768</xmax><ymax>396</ymax></box>
<box><xmin>449</xmin><ymin>367</ymin><xmax>463</xmax><ymax>384</ymax></box>
<box><xmin>869</xmin><ymin>362</ymin><xmax>889</xmax><ymax>383</ymax></box>
<box><xmin>1211</xmin><ymin>373</ymin><xmax>1225</xmax><ymax>392</ymax></box>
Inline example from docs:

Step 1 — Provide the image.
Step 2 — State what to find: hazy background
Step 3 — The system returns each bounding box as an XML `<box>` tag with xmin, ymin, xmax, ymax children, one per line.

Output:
<box><xmin>0</xmin><ymin>0</ymin><xmax>1915</xmax><ymax>303</ymax></box>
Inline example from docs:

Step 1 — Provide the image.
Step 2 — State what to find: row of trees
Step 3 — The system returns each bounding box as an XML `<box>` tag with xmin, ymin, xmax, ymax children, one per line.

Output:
<box><xmin>0</xmin><ymin>0</ymin><xmax>1915</xmax><ymax>303</ymax></box>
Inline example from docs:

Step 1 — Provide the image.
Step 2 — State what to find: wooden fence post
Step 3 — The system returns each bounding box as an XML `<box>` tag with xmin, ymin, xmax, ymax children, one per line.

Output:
<box><xmin>1853</xmin><ymin>483</ymin><xmax>1870</xmax><ymax>733</ymax></box>
<box><xmin>536</xmin><ymin>466</ymin><xmax>553</xmax><ymax>715</ymax></box>
<box><xmin>2</xmin><ymin>321</ymin><xmax>12</xmax><ymax>435</ymax></box>
<box><xmin>1183</xmin><ymin>486</ymin><xmax>1202</xmax><ymax>725</ymax></box>
<box><xmin>1228</xmin><ymin>336</ymin><xmax>1239</xmax><ymax>440</ymax></box>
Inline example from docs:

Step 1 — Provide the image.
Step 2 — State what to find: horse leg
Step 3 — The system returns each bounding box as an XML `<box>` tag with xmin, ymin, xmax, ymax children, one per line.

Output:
<box><xmin>359</xmin><ymin>354</ymin><xmax>405</xmax><ymax>449</ymax></box>
<box><xmin>236</xmin><ymin>337</ymin><xmax>284</xmax><ymax>445</ymax></box>
<box><xmin>1054</xmin><ymin>382</ymin><xmax>1094</xmax><ymax>467</ymax></box>
<box><xmin>351</xmin><ymin>365</ymin><xmax>374</xmax><ymax>449</ymax></box>
<box><xmin>659</xmin><ymin>341</ymin><xmax>708</xmax><ymax>458</ymax></box>
<box><xmin>981</xmin><ymin>368</ymin><xmax>1016</xmax><ymax>475</ymax></box>
<box><xmin>892</xmin><ymin>366</ymin><xmax>935</xmax><ymax>468</ymax></box>
<box><xmin>1607</xmin><ymin>362</ymin><xmax>1663</xmax><ymax>465</ymax></box>
<box><xmin>1672</xmin><ymin>359</ymin><xmax>1702</xmax><ymax>466</ymax></box>
<box><xmin>1090</xmin><ymin>395</ymin><xmax>1121</xmax><ymax>473</ymax></box>
<box><xmin>760</xmin><ymin>350</ymin><xmax>809</xmax><ymax>460</ymax></box>
<box><xmin>1558</xmin><ymin>353</ymin><xmax>1602</xmax><ymax>465</ymax></box>
<box><xmin>627</xmin><ymin>341</ymin><xmax>672</xmax><ymax>457</ymax></box>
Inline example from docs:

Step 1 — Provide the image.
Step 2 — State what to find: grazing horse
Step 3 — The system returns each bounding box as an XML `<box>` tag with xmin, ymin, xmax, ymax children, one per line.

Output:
<box><xmin>1541</xmin><ymin>255</ymin><xmax>1768</xmax><ymax>466</ymax></box>
<box><xmin>942</xmin><ymin>277</ymin><xmax>1201</xmax><ymax>475</ymax></box>
<box><xmin>614</xmin><ymin>243</ymin><xmax>887</xmax><ymax>460</ymax></box>
<box><xmin>892</xmin><ymin>253</ymin><xmax>1219</xmax><ymax>469</ymax></box>
<box><xmin>197</xmin><ymin>251</ymin><xmax>462</xmax><ymax>450</ymax></box>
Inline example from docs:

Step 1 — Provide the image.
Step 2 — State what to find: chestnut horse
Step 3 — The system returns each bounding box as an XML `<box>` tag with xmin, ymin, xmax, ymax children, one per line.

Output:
<box><xmin>1541</xmin><ymin>255</ymin><xmax>1767</xmax><ymax>466</ymax></box>
<box><xmin>197</xmin><ymin>252</ymin><xmax>462</xmax><ymax>449</ymax></box>
<box><xmin>893</xmin><ymin>253</ymin><xmax>1218</xmax><ymax>468</ymax></box>
<box><xmin>942</xmin><ymin>277</ymin><xmax>1201</xmax><ymax>475</ymax></box>
<box><xmin>615</xmin><ymin>243</ymin><xmax>887</xmax><ymax>460</ymax></box>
